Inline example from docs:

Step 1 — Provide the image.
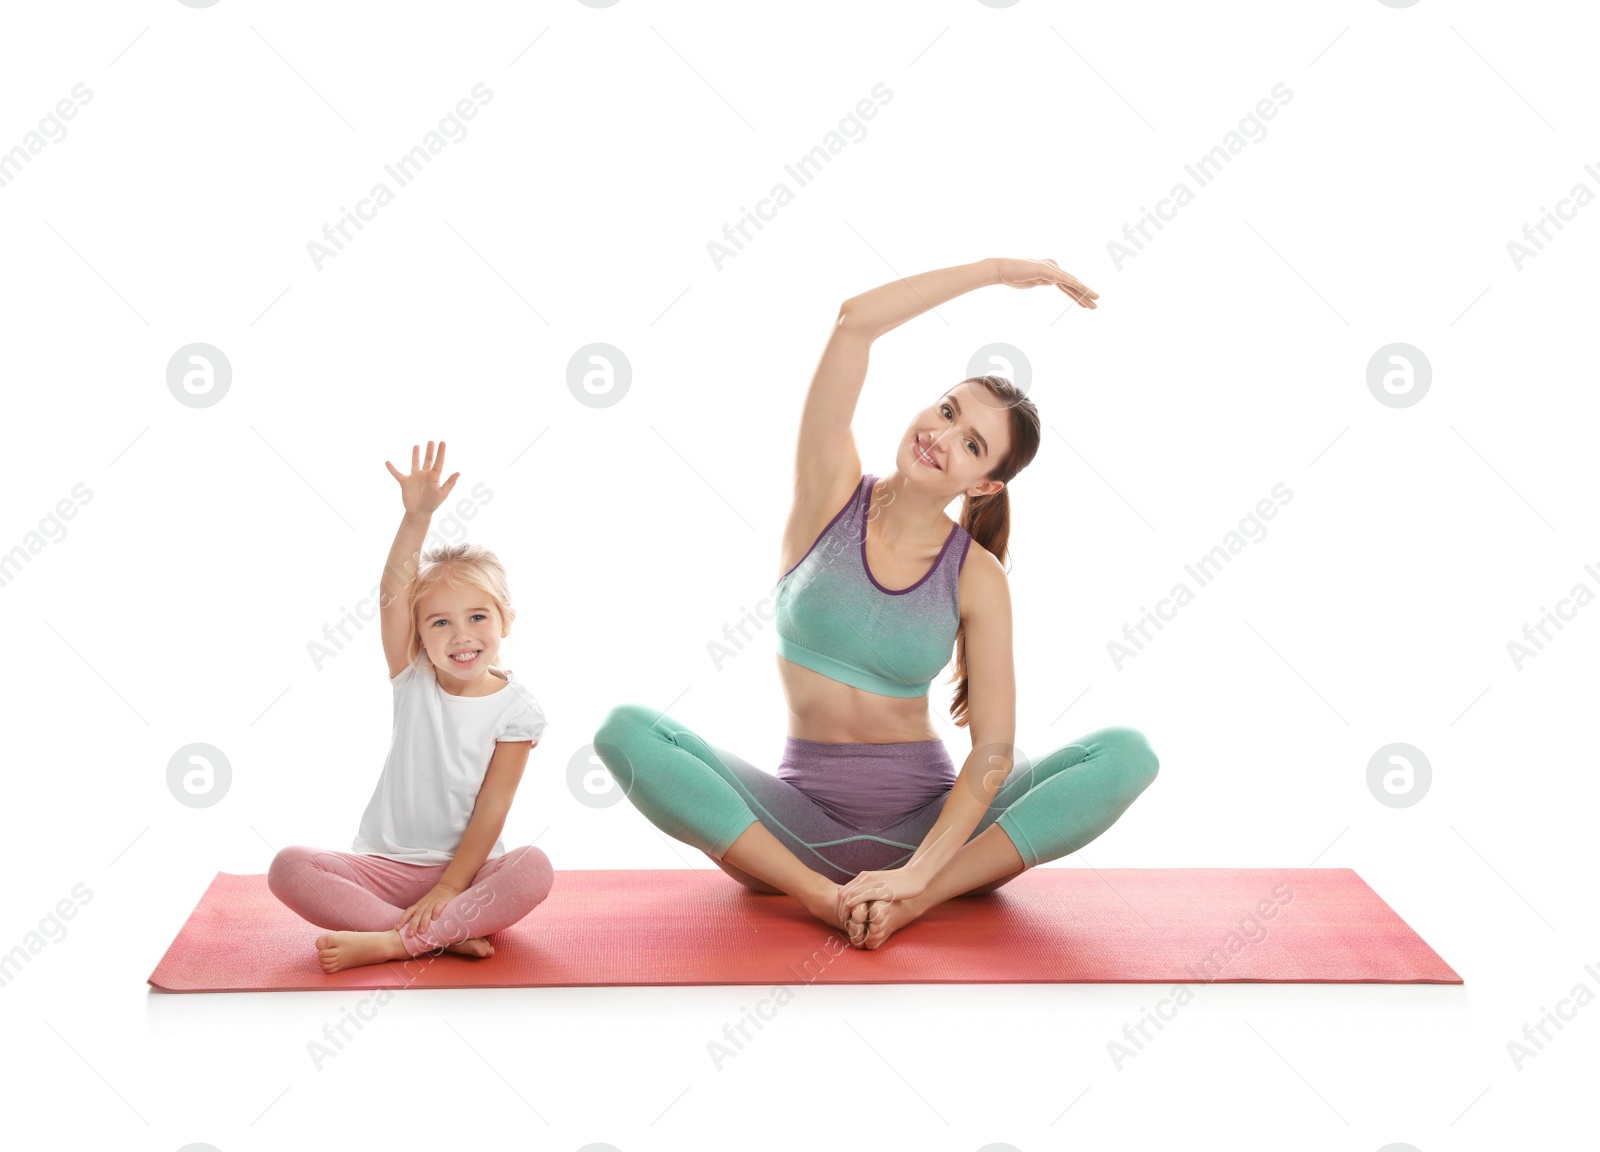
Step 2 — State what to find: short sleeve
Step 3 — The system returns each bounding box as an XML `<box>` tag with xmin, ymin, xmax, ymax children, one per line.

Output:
<box><xmin>498</xmin><ymin>700</ymin><xmax>547</xmax><ymax>744</ymax></box>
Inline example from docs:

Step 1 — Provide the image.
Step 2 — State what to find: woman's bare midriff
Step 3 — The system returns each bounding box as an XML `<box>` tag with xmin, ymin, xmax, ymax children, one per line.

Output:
<box><xmin>779</xmin><ymin>655</ymin><xmax>941</xmax><ymax>743</ymax></box>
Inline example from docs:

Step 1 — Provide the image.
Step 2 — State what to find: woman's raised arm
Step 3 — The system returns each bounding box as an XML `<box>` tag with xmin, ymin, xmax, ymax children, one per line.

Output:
<box><xmin>838</xmin><ymin>257</ymin><xmax>1001</xmax><ymax>342</ymax></box>
<box><xmin>785</xmin><ymin>259</ymin><xmax>1004</xmax><ymax>554</ymax></box>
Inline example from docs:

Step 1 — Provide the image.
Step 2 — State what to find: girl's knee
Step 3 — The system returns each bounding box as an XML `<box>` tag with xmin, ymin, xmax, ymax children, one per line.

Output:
<box><xmin>460</xmin><ymin>848</ymin><xmax>554</xmax><ymax>922</ymax></box>
<box><xmin>518</xmin><ymin>846</ymin><xmax>555</xmax><ymax>902</ymax></box>
<box><xmin>506</xmin><ymin>844</ymin><xmax>553</xmax><ymax>882</ymax></box>
<box><xmin>266</xmin><ymin>845</ymin><xmax>315</xmax><ymax>896</ymax></box>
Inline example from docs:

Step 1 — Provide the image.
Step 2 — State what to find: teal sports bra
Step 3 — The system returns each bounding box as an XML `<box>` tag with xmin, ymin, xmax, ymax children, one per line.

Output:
<box><xmin>774</xmin><ymin>473</ymin><xmax>972</xmax><ymax>699</ymax></box>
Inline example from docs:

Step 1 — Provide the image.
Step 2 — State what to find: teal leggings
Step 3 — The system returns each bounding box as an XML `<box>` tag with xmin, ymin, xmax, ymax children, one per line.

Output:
<box><xmin>592</xmin><ymin>704</ymin><xmax>1160</xmax><ymax>888</ymax></box>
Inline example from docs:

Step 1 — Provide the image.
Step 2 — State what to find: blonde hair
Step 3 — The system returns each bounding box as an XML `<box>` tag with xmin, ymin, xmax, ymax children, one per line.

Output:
<box><xmin>406</xmin><ymin>542</ymin><xmax>517</xmax><ymax>668</ymax></box>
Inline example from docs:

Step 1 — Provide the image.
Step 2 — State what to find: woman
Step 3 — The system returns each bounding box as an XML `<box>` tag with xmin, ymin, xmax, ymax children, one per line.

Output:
<box><xmin>593</xmin><ymin>256</ymin><xmax>1160</xmax><ymax>950</ymax></box>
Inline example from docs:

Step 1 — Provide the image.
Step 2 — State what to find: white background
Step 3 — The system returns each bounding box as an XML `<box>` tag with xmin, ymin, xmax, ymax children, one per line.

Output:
<box><xmin>2</xmin><ymin>1</ymin><xmax>1595</xmax><ymax>1148</ymax></box>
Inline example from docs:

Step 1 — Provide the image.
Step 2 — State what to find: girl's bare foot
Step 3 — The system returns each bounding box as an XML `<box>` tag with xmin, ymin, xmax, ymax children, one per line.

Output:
<box><xmin>315</xmin><ymin>930</ymin><xmax>409</xmax><ymax>973</ymax></box>
<box><xmin>442</xmin><ymin>936</ymin><xmax>495</xmax><ymax>958</ymax></box>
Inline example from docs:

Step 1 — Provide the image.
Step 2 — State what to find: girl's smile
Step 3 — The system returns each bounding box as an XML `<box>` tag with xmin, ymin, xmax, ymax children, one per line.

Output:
<box><xmin>417</xmin><ymin>591</ymin><xmax>507</xmax><ymax>694</ymax></box>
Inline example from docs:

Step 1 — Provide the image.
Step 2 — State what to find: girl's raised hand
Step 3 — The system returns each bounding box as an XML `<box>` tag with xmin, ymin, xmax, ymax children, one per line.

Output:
<box><xmin>384</xmin><ymin>440</ymin><xmax>461</xmax><ymax>516</ymax></box>
<box><xmin>995</xmin><ymin>257</ymin><xmax>1099</xmax><ymax>308</ymax></box>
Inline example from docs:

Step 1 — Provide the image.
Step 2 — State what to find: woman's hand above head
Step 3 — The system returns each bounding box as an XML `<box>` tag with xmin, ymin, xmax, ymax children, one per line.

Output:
<box><xmin>384</xmin><ymin>440</ymin><xmax>461</xmax><ymax>517</ymax></box>
<box><xmin>994</xmin><ymin>257</ymin><xmax>1098</xmax><ymax>308</ymax></box>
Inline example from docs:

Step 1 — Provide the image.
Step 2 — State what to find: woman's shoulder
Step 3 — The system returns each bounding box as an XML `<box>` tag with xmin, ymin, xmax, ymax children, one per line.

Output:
<box><xmin>957</xmin><ymin>537</ymin><xmax>1007</xmax><ymax>597</ymax></box>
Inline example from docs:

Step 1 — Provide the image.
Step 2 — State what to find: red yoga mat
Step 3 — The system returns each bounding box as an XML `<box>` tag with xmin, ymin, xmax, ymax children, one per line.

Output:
<box><xmin>147</xmin><ymin>867</ymin><xmax>1460</xmax><ymax>992</ymax></box>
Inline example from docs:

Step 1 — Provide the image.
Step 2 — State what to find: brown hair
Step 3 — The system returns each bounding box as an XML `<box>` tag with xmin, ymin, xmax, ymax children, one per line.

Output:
<box><xmin>948</xmin><ymin>374</ymin><xmax>1041</xmax><ymax>727</ymax></box>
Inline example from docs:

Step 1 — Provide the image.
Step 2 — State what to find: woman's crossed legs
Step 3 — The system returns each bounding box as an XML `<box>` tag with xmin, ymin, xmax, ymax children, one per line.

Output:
<box><xmin>592</xmin><ymin>704</ymin><xmax>1159</xmax><ymax>949</ymax></box>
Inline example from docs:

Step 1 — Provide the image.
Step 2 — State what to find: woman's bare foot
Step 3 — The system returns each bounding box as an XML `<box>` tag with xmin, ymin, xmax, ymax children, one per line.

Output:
<box><xmin>850</xmin><ymin>895</ymin><xmax>928</xmax><ymax>950</ymax></box>
<box><xmin>796</xmin><ymin>877</ymin><xmax>859</xmax><ymax>937</ymax></box>
<box><xmin>315</xmin><ymin>930</ymin><xmax>409</xmax><ymax>973</ymax></box>
<box><xmin>846</xmin><ymin>900</ymin><xmax>870</xmax><ymax>947</ymax></box>
<box><xmin>442</xmin><ymin>936</ymin><xmax>495</xmax><ymax>958</ymax></box>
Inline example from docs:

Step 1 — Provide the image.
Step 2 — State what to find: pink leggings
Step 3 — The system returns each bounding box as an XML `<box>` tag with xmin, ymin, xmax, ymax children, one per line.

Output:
<box><xmin>267</xmin><ymin>844</ymin><xmax>554</xmax><ymax>957</ymax></box>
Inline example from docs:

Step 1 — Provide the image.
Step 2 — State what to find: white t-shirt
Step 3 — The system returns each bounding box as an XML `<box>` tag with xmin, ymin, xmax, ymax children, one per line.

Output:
<box><xmin>352</xmin><ymin>647</ymin><xmax>548</xmax><ymax>865</ymax></box>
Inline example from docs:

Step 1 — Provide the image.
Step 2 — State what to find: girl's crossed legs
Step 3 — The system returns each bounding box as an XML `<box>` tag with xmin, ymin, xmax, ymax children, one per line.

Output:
<box><xmin>267</xmin><ymin>843</ymin><xmax>554</xmax><ymax>971</ymax></box>
<box><xmin>592</xmin><ymin>703</ymin><xmax>1159</xmax><ymax>946</ymax></box>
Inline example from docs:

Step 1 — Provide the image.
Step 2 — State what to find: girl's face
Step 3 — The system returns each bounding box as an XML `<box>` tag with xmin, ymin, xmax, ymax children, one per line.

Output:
<box><xmin>414</xmin><ymin>581</ymin><xmax>506</xmax><ymax>685</ymax></box>
<box><xmin>902</xmin><ymin>382</ymin><xmax>1011</xmax><ymax>497</ymax></box>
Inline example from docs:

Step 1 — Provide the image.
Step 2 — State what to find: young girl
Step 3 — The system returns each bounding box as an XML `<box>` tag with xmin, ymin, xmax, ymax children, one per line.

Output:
<box><xmin>268</xmin><ymin>439</ymin><xmax>554</xmax><ymax>974</ymax></box>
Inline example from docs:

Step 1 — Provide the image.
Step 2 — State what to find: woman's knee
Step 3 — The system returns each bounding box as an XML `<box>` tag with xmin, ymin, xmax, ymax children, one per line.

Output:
<box><xmin>1099</xmin><ymin>726</ymin><xmax>1160</xmax><ymax>797</ymax></box>
<box><xmin>594</xmin><ymin>706</ymin><xmax>642</xmax><ymax>792</ymax></box>
<box><xmin>593</xmin><ymin>702</ymin><xmax>667</xmax><ymax>762</ymax></box>
<box><xmin>594</xmin><ymin>702</ymin><xmax>684</xmax><ymax>795</ymax></box>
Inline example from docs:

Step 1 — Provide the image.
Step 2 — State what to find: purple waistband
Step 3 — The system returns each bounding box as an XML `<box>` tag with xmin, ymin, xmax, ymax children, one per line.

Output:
<box><xmin>775</xmin><ymin>736</ymin><xmax>957</xmax><ymax>831</ymax></box>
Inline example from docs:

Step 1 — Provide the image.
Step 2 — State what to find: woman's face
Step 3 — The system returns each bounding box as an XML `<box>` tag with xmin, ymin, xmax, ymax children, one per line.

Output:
<box><xmin>902</xmin><ymin>382</ymin><xmax>1011</xmax><ymax>496</ymax></box>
